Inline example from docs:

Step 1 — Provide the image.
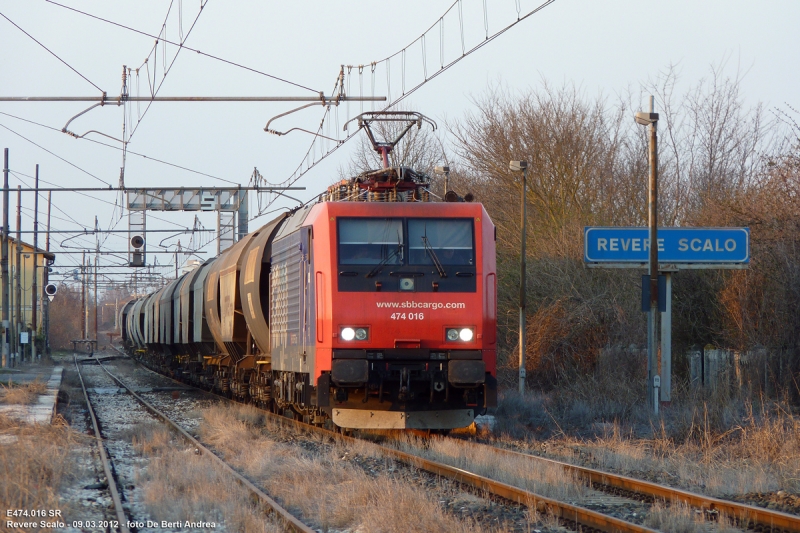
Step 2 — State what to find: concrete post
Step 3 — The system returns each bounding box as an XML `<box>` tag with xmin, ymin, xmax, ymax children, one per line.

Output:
<box><xmin>660</xmin><ymin>272</ymin><xmax>672</xmax><ymax>403</ymax></box>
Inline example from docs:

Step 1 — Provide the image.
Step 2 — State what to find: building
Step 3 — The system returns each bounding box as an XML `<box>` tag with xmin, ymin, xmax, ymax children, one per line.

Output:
<box><xmin>0</xmin><ymin>236</ymin><xmax>55</xmax><ymax>365</ymax></box>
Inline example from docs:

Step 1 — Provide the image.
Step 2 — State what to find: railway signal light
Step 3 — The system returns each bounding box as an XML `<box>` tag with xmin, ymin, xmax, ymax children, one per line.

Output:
<box><xmin>44</xmin><ymin>283</ymin><xmax>57</xmax><ymax>301</ymax></box>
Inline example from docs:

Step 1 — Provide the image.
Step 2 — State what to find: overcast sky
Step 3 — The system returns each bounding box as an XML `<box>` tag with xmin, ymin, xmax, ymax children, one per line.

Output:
<box><xmin>1</xmin><ymin>0</ymin><xmax>797</xmax><ymax>288</ymax></box>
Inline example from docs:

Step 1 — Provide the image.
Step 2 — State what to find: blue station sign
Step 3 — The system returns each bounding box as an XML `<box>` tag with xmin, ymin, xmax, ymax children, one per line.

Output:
<box><xmin>584</xmin><ymin>227</ymin><xmax>749</xmax><ymax>265</ymax></box>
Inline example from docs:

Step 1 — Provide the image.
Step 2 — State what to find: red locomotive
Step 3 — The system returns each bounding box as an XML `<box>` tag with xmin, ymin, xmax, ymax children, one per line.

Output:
<box><xmin>121</xmin><ymin>112</ymin><xmax>497</xmax><ymax>429</ymax></box>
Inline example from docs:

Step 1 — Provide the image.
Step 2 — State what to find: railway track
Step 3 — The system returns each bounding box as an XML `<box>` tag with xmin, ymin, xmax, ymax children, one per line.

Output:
<box><xmin>108</xmin><ymin>347</ymin><xmax>800</xmax><ymax>532</ymax></box>
<box><xmin>443</xmin><ymin>439</ymin><xmax>800</xmax><ymax>533</ymax></box>
<box><xmin>74</xmin><ymin>355</ymin><xmax>131</xmax><ymax>533</ymax></box>
<box><xmin>74</xmin><ymin>353</ymin><xmax>314</xmax><ymax>533</ymax></box>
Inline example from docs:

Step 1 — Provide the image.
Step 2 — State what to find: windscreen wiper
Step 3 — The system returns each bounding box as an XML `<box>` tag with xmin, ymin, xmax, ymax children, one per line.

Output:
<box><xmin>366</xmin><ymin>243</ymin><xmax>403</xmax><ymax>278</ymax></box>
<box><xmin>422</xmin><ymin>236</ymin><xmax>446</xmax><ymax>278</ymax></box>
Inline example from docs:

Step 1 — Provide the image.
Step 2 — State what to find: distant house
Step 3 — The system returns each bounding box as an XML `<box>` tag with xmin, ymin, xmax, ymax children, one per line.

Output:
<box><xmin>0</xmin><ymin>237</ymin><xmax>55</xmax><ymax>332</ymax></box>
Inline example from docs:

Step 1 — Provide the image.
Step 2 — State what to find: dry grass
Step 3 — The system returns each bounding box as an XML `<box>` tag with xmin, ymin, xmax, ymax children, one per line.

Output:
<box><xmin>492</xmin><ymin>383</ymin><xmax>800</xmax><ymax>497</ymax></box>
<box><xmin>390</xmin><ymin>434</ymin><xmax>587</xmax><ymax>504</ymax></box>
<box><xmin>123</xmin><ymin>420</ymin><xmax>172</xmax><ymax>456</ymax></box>
<box><xmin>0</xmin><ymin>413</ymin><xmax>20</xmax><ymax>431</ymax></box>
<box><xmin>128</xmin><ymin>419</ymin><xmax>285</xmax><ymax>533</ymax></box>
<box><xmin>0</xmin><ymin>379</ymin><xmax>47</xmax><ymax>404</ymax></box>
<box><xmin>644</xmin><ymin>502</ymin><xmax>739</xmax><ymax>533</ymax></box>
<box><xmin>199</xmin><ymin>404</ymin><xmax>502</xmax><ymax>533</ymax></box>
<box><xmin>0</xmin><ymin>420</ymin><xmax>75</xmax><ymax>513</ymax></box>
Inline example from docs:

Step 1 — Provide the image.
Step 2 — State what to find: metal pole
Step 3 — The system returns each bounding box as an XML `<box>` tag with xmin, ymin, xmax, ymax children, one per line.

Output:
<box><xmin>647</xmin><ymin>95</ymin><xmax>659</xmax><ymax>413</ymax></box>
<box><xmin>10</xmin><ymin>186</ymin><xmax>304</xmax><ymax>193</ymax></box>
<box><xmin>15</xmin><ymin>186</ymin><xmax>22</xmax><ymax>364</ymax></box>
<box><xmin>44</xmin><ymin>191</ymin><xmax>51</xmax><ymax>355</ymax></box>
<box><xmin>237</xmin><ymin>190</ymin><xmax>249</xmax><ymax>240</ymax></box>
<box><xmin>1</xmin><ymin>149</ymin><xmax>9</xmax><ymax>367</ymax></box>
<box><xmin>94</xmin><ymin>255</ymin><xmax>98</xmax><ymax>343</ymax></box>
<box><xmin>519</xmin><ymin>166</ymin><xmax>528</xmax><ymax>396</ymax></box>
<box><xmin>660</xmin><ymin>272</ymin><xmax>672</xmax><ymax>403</ymax></box>
<box><xmin>32</xmin><ymin>165</ymin><xmax>39</xmax><ymax>361</ymax></box>
<box><xmin>81</xmin><ymin>251</ymin><xmax>86</xmax><ymax>340</ymax></box>
<box><xmin>95</xmin><ymin>217</ymin><xmax>99</xmax><ymax>343</ymax></box>
<box><xmin>0</xmin><ymin>96</ymin><xmax>386</xmax><ymax>102</ymax></box>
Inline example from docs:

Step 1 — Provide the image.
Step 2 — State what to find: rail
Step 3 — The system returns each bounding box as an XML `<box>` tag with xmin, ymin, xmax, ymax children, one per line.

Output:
<box><xmin>92</xmin><ymin>357</ymin><xmax>315</xmax><ymax>533</ymax></box>
<box><xmin>109</xmin><ymin>348</ymin><xmax>655</xmax><ymax>533</ymax></box>
<box><xmin>455</xmin><ymin>440</ymin><xmax>800</xmax><ymax>533</ymax></box>
<box><xmin>112</xmin><ymin>347</ymin><xmax>800</xmax><ymax>532</ymax></box>
<box><xmin>73</xmin><ymin>355</ymin><xmax>130</xmax><ymax>533</ymax></box>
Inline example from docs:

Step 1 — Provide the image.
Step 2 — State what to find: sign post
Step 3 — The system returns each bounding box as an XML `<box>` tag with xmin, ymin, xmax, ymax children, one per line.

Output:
<box><xmin>635</xmin><ymin>98</ymin><xmax>660</xmax><ymax>413</ymax></box>
<box><xmin>584</xmin><ymin>226</ymin><xmax>750</xmax><ymax>407</ymax></box>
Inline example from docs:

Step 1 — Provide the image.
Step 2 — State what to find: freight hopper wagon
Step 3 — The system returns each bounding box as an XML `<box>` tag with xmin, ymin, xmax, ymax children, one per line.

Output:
<box><xmin>121</xmin><ymin>114</ymin><xmax>497</xmax><ymax>429</ymax></box>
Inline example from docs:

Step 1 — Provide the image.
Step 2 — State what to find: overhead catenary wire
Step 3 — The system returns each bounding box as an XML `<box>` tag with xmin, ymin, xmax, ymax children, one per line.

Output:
<box><xmin>3</xmin><ymin>120</ymin><xmax>255</xmax><ymax>276</ymax></box>
<box><xmin>125</xmin><ymin>0</ymin><xmax>205</xmax><ymax>143</ymax></box>
<box><xmin>8</xmin><ymin>165</ymin><xmax>206</xmax><ymax>232</ymax></box>
<box><xmin>257</xmin><ymin>0</ymin><xmax>557</xmax><ymax>214</ymax></box>
<box><xmin>9</xmin><ymin>168</ymin><xmax>219</xmax><ymax>285</ymax></box>
<box><xmin>0</xmin><ymin>11</ymin><xmax>104</xmax><ymax>95</ymax></box>
<box><xmin>10</xmin><ymin>171</ymin><xmax>93</xmax><ymax>231</ymax></box>
<box><xmin>6</xmin><ymin>2</ymin><xmax>555</xmax><ymax>287</ymax></box>
<box><xmin>0</xmin><ymin>110</ymin><xmax>240</xmax><ymax>185</ymax></box>
<box><xmin>44</xmin><ymin>0</ymin><xmax>320</xmax><ymax>94</ymax></box>
<box><xmin>1</xmin><ymin>123</ymin><xmax>112</xmax><ymax>187</ymax></box>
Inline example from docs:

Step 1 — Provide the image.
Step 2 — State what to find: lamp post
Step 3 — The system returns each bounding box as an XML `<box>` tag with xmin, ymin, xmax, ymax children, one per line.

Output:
<box><xmin>434</xmin><ymin>165</ymin><xmax>450</xmax><ymax>196</ymax></box>
<box><xmin>635</xmin><ymin>96</ymin><xmax>660</xmax><ymax>413</ymax></box>
<box><xmin>510</xmin><ymin>160</ymin><xmax>528</xmax><ymax>396</ymax></box>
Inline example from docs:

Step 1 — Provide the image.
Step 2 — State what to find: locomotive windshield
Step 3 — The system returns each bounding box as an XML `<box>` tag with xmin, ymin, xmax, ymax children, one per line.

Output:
<box><xmin>338</xmin><ymin>218</ymin><xmax>404</xmax><ymax>265</ymax></box>
<box><xmin>338</xmin><ymin>218</ymin><xmax>474</xmax><ymax>266</ymax></box>
<box><xmin>408</xmin><ymin>219</ymin><xmax>474</xmax><ymax>265</ymax></box>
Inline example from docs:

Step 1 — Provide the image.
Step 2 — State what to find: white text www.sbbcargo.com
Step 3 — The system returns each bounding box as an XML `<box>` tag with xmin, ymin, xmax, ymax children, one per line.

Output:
<box><xmin>375</xmin><ymin>301</ymin><xmax>465</xmax><ymax>310</ymax></box>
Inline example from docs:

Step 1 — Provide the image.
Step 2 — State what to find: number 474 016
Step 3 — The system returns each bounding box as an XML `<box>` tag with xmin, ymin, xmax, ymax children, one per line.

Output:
<box><xmin>390</xmin><ymin>312</ymin><xmax>424</xmax><ymax>320</ymax></box>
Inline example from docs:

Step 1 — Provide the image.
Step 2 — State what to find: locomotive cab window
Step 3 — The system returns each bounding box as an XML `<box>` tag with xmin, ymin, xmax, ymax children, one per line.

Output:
<box><xmin>338</xmin><ymin>218</ymin><xmax>404</xmax><ymax>265</ymax></box>
<box><xmin>408</xmin><ymin>219</ymin><xmax>474</xmax><ymax>266</ymax></box>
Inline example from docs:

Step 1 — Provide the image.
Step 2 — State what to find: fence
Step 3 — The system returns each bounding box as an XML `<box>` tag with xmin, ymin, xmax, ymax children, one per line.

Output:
<box><xmin>689</xmin><ymin>346</ymin><xmax>799</xmax><ymax>401</ymax></box>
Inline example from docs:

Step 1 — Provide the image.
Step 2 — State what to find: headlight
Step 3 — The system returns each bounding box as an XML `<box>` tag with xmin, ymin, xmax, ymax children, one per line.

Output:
<box><xmin>341</xmin><ymin>327</ymin><xmax>368</xmax><ymax>341</ymax></box>
<box><xmin>446</xmin><ymin>327</ymin><xmax>474</xmax><ymax>342</ymax></box>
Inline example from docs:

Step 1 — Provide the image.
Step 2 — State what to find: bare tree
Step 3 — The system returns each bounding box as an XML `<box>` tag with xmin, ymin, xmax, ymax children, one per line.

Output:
<box><xmin>644</xmin><ymin>61</ymin><xmax>779</xmax><ymax>225</ymax></box>
<box><xmin>49</xmin><ymin>284</ymin><xmax>83</xmax><ymax>349</ymax></box>
<box><xmin>447</xmin><ymin>74</ymin><xmax>795</xmax><ymax>393</ymax></box>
